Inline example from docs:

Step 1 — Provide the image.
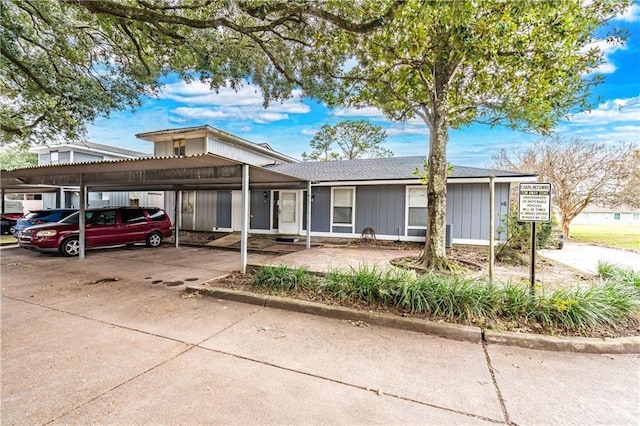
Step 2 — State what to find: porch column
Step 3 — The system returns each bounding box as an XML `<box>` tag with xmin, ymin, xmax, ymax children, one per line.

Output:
<box><xmin>306</xmin><ymin>181</ymin><xmax>311</xmax><ymax>249</ymax></box>
<box><xmin>241</xmin><ymin>164</ymin><xmax>249</xmax><ymax>274</ymax></box>
<box><xmin>79</xmin><ymin>174</ymin><xmax>86</xmax><ymax>260</ymax></box>
<box><xmin>174</xmin><ymin>190</ymin><xmax>181</xmax><ymax>248</ymax></box>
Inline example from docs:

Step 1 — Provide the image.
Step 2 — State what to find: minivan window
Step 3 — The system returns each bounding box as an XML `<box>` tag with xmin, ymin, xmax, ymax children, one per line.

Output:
<box><xmin>148</xmin><ymin>209</ymin><xmax>168</xmax><ymax>222</ymax></box>
<box><xmin>120</xmin><ymin>209</ymin><xmax>146</xmax><ymax>224</ymax></box>
<box><xmin>28</xmin><ymin>211</ymin><xmax>74</xmax><ymax>222</ymax></box>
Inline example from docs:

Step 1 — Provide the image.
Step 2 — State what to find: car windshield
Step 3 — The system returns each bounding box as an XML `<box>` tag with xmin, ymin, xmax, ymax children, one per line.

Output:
<box><xmin>25</xmin><ymin>210</ymin><xmax>75</xmax><ymax>222</ymax></box>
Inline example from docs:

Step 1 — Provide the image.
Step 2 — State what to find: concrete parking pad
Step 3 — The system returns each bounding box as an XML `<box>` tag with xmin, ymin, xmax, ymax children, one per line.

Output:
<box><xmin>1</xmin><ymin>297</ymin><xmax>189</xmax><ymax>425</ymax></box>
<box><xmin>487</xmin><ymin>345</ymin><xmax>640</xmax><ymax>425</ymax></box>
<box><xmin>201</xmin><ymin>308</ymin><xmax>504</xmax><ymax>421</ymax></box>
<box><xmin>2</xmin><ymin>245</ymin><xmax>640</xmax><ymax>425</ymax></box>
<box><xmin>56</xmin><ymin>347</ymin><xmax>491</xmax><ymax>425</ymax></box>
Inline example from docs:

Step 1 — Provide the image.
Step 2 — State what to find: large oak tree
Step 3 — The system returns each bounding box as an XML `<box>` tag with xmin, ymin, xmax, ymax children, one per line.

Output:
<box><xmin>1</xmin><ymin>0</ymin><xmax>399</xmax><ymax>144</ymax></box>
<box><xmin>324</xmin><ymin>0</ymin><xmax>628</xmax><ymax>269</ymax></box>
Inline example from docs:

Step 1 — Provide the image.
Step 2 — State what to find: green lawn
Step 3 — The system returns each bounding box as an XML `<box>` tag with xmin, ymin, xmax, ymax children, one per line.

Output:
<box><xmin>569</xmin><ymin>224</ymin><xmax>640</xmax><ymax>250</ymax></box>
<box><xmin>0</xmin><ymin>235</ymin><xmax>17</xmax><ymax>244</ymax></box>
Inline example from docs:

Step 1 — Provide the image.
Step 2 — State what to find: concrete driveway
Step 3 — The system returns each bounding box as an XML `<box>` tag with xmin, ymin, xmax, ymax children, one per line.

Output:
<box><xmin>540</xmin><ymin>242</ymin><xmax>640</xmax><ymax>274</ymax></box>
<box><xmin>1</xmin><ymin>245</ymin><xmax>639</xmax><ymax>424</ymax></box>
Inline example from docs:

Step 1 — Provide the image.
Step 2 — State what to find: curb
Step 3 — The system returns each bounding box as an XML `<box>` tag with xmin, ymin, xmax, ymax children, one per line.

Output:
<box><xmin>186</xmin><ymin>285</ymin><xmax>640</xmax><ymax>354</ymax></box>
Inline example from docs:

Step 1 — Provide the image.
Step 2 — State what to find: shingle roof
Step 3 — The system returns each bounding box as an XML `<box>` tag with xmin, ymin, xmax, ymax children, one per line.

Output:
<box><xmin>266</xmin><ymin>156</ymin><xmax>535</xmax><ymax>182</ymax></box>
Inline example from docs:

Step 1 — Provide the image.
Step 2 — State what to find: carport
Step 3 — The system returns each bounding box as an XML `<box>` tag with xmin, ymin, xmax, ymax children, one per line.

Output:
<box><xmin>1</xmin><ymin>153</ymin><xmax>311</xmax><ymax>272</ymax></box>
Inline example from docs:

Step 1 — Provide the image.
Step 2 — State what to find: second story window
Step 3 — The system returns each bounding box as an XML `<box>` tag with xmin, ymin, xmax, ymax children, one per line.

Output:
<box><xmin>50</xmin><ymin>150</ymin><xmax>59</xmax><ymax>164</ymax></box>
<box><xmin>173</xmin><ymin>139</ymin><xmax>186</xmax><ymax>156</ymax></box>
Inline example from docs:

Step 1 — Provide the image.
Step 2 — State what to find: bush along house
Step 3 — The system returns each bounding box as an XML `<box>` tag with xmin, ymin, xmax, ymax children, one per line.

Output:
<box><xmin>137</xmin><ymin>126</ymin><xmax>536</xmax><ymax>246</ymax></box>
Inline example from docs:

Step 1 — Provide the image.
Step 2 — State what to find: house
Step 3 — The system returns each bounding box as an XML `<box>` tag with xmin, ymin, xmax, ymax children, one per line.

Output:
<box><xmin>30</xmin><ymin>141</ymin><xmax>159</xmax><ymax>209</ymax></box>
<box><xmin>136</xmin><ymin>126</ymin><xmax>536</xmax><ymax>245</ymax></box>
<box><xmin>572</xmin><ymin>204</ymin><xmax>640</xmax><ymax>226</ymax></box>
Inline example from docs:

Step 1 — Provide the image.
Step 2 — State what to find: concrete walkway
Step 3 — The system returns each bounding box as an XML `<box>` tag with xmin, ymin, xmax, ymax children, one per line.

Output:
<box><xmin>2</xmin><ymin>246</ymin><xmax>638</xmax><ymax>425</ymax></box>
<box><xmin>540</xmin><ymin>242</ymin><xmax>640</xmax><ymax>274</ymax></box>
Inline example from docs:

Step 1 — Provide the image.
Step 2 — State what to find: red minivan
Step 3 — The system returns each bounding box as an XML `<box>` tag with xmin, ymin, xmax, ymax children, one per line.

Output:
<box><xmin>18</xmin><ymin>207</ymin><xmax>173</xmax><ymax>256</ymax></box>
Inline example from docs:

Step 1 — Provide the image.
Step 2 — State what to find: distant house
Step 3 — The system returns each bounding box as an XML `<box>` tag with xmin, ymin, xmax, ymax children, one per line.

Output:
<box><xmin>30</xmin><ymin>141</ymin><xmax>162</xmax><ymax>209</ymax></box>
<box><xmin>137</xmin><ymin>126</ymin><xmax>536</xmax><ymax>245</ymax></box>
<box><xmin>572</xmin><ymin>204</ymin><xmax>640</xmax><ymax>226</ymax></box>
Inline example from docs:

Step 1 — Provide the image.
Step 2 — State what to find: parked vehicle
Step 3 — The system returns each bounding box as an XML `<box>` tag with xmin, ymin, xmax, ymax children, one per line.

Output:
<box><xmin>18</xmin><ymin>207</ymin><xmax>173</xmax><ymax>256</ymax></box>
<box><xmin>12</xmin><ymin>209</ymin><xmax>78</xmax><ymax>236</ymax></box>
<box><xmin>1</xmin><ymin>214</ymin><xmax>20</xmax><ymax>235</ymax></box>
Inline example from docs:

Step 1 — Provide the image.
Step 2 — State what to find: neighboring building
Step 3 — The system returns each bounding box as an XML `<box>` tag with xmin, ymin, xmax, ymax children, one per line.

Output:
<box><xmin>137</xmin><ymin>126</ymin><xmax>535</xmax><ymax>245</ymax></box>
<box><xmin>30</xmin><ymin>141</ymin><xmax>161</xmax><ymax>209</ymax></box>
<box><xmin>572</xmin><ymin>204</ymin><xmax>640</xmax><ymax>226</ymax></box>
<box><xmin>5</xmin><ymin>125</ymin><xmax>536</xmax><ymax>245</ymax></box>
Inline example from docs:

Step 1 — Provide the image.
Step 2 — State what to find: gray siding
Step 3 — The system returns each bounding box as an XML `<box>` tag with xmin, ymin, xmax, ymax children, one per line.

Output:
<box><xmin>165</xmin><ymin>191</ymin><xmax>176</xmax><ymax>224</ymax></box>
<box><xmin>195</xmin><ymin>190</ymin><xmax>217</xmax><ymax>231</ymax></box>
<box><xmin>250</xmin><ymin>190</ymin><xmax>270</xmax><ymax>230</ymax></box>
<box><xmin>332</xmin><ymin>226</ymin><xmax>352</xmax><ymax>234</ymax></box>
<box><xmin>216</xmin><ymin>190</ymin><xmax>232</xmax><ymax>229</ymax></box>
<box><xmin>446</xmin><ymin>183</ymin><xmax>509</xmax><ymax>240</ymax></box>
<box><xmin>310</xmin><ymin>187</ymin><xmax>331</xmax><ymax>232</ymax></box>
<box><xmin>355</xmin><ymin>185</ymin><xmax>405</xmax><ymax>237</ymax></box>
<box><xmin>59</xmin><ymin>151</ymin><xmax>71</xmax><ymax>163</ymax></box>
<box><xmin>73</xmin><ymin>152</ymin><xmax>101</xmax><ymax>162</ymax></box>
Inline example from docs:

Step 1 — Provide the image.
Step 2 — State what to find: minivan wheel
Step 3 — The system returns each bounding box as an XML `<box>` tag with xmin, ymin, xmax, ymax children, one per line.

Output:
<box><xmin>60</xmin><ymin>238</ymin><xmax>80</xmax><ymax>256</ymax></box>
<box><xmin>146</xmin><ymin>231</ymin><xmax>163</xmax><ymax>248</ymax></box>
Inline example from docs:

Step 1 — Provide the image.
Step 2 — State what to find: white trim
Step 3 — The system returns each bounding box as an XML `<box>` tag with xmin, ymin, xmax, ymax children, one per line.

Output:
<box><xmin>312</xmin><ymin>176</ymin><xmax>536</xmax><ymax>187</ymax></box>
<box><xmin>330</xmin><ymin>186</ymin><xmax>356</xmax><ymax>232</ymax></box>
<box><xmin>30</xmin><ymin>144</ymin><xmax>143</xmax><ymax>159</ymax></box>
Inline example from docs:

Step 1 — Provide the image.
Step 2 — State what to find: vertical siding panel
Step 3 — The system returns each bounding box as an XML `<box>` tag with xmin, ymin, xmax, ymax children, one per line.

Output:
<box><xmin>195</xmin><ymin>190</ymin><xmax>216</xmax><ymax>231</ymax></box>
<box><xmin>311</xmin><ymin>187</ymin><xmax>331</xmax><ymax>232</ymax></box>
<box><xmin>479</xmin><ymin>184</ymin><xmax>489</xmax><ymax>240</ymax></box>
<box><xmin>216</xmin><ymin>190</ymin><xmax>232</xmax><ymax>229</ymax></box>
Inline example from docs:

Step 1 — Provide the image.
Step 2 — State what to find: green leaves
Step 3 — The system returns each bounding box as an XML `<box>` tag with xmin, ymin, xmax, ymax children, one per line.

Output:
<box><xmin>302</xmin><ymin>119</ymin><xmax>392</xmax><ymax>161</ymax></box>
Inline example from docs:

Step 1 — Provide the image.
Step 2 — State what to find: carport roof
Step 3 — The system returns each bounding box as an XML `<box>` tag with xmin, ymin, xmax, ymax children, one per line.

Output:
<box><xmin>1</xmin><ymin>153</ymin><xmax>309</xmax><ymax>192</ymax></box>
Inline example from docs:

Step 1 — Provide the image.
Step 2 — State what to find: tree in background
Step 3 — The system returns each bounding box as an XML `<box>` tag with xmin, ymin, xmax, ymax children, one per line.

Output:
<box><xmin>492</xmin><ymin>136</ymin><xmax>637</xmax><ymax>238</ymax></box>
<box><xmin>302</xmin><ymin>120</ymin><xmax>392</xmax><ymax>161</ymax></box>
<box><xmin>322</xmin><ymin>0</ymin><xmax>628</xmax><ymax>270</ymax></box>
<box><xmin>0</xmin><ymin>144</ymin><xmax>37</xmax><ymax>170</ymax></box>
<box><xmin>1</xmin><ymin>0</ymin><xmax>399</xmax><ymax>145</ymax></box>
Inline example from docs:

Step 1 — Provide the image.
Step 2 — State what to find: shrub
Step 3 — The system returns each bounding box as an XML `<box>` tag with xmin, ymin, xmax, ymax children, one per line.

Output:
<box><xmin>253</xmin><ymin>265</ymin><xmax>316</xmax><ymax>292</ymax></box>
<box><xmin>597</xmin><ymin>261</ymin><xmax>640</xmax><ymax>291</ymax></box>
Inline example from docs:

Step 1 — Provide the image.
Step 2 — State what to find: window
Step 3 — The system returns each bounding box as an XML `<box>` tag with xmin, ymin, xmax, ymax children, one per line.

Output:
<box><xmin>332</xmin><ymin>188</ymin><xmax>354</xmax><ymax>225</ymax></box>
<box><xmin>50</xmin><ymin>150</ymin><xmax>59</xmax><ymax>164</ymax></box>
<box><xmin>89</xmin><ymin>210</ymin><xmax>116</xmax><ymax>226</ymax></box>
<box><xmin>148</xmin><ymin>209</ymin><xmax>168</xmax><ymax>222</ymax></box>
<box><xmin>407</xmin><ymin>187</ymin><xmax>428</xmax><ymax>227</ymax></box>
<box><xmin>120</xmin><ymin>209</ymin><xmax>146</xmax><ymax>224</ymax></box>
<box><xmin>173</xmin><ymin>139</ymin><xmax>186</xmax><ymax>156</ymax></box>
<box><xmin>181</xmin><ymin>191</ymin><xmax>194</xmax><ymax>214</ymax></box>
<box><xmin>614</xmin><ymin>213</ymin><xmax>621</xmax><ymax>220</ymax></box>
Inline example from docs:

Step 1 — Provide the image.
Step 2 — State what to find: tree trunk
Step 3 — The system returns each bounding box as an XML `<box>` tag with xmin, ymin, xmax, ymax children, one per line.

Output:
<box><xmin>418</xmin><ymin>111</ymin><xmax>451</xmax><ymax>271</ymax></box>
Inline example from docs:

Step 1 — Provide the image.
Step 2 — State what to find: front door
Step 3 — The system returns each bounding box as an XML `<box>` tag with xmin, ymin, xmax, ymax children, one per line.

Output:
<box><xmin>278</xmin><ymin>190</ymin><xmax>299</xmax><ymax>234</ymax></box>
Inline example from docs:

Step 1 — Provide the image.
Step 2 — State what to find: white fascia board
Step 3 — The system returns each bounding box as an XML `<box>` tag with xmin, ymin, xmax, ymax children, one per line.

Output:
<box><xmin>30</xmin><ymin>144</ymin><xmax>141</xmax><ymax>159</ymax></box>
<box><xmin>313</xmin><ymin>179</ymin><xmax>421</xmax><ymax>187</ymax></box>
<box><xmin>312</xmin><ymin>176</ymin><xmax>536</xmax><ymax>186</ymax></box>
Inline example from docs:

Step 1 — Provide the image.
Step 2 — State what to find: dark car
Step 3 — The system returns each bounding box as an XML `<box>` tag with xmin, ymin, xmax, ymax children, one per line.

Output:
<box><xmin>1</xmin><ymin>214</ymin><xmax>20</xmax><ymax>235</ymax></box>
<box><xmin>12</xmin><ymin>209</ymin><xmax>77</xmax><ymax>236</ymax></box>
<box><xmin>18</xmin><ymin>207</ymin><xmax>173</xmax><ymax>256</ymax></box>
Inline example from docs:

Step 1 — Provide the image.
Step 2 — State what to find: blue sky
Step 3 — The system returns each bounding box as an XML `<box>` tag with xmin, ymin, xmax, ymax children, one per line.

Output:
<box><xmin>87</xmin><ymin>5</ymin><xmax>640</xmax><ymax>167</ymax></box>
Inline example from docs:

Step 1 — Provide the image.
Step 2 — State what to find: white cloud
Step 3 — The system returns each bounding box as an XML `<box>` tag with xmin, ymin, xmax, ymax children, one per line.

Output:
<box><xmin>614</xmin><ymin>3</ymin><xmax>640</xmax><ymax>22</ymax></box>
<box><xmin>566</xmin><ymin>96</ymin><xmax>640</xmax><ymax>125</ymax></box>
<box><xmin>386</xmin><ymin>124</ymin><xmax>428</xmax><ymax>136</ymax></box>
<box><xmin>158</xmin><ymin>80</ymin><xmax>311</xmax><ymax>124</ymax></box>
<box><xmin>300</xmin><ymin>128</ymin><xmax>318</xmax><ymax>136</ymax></box>
<box><xmin>332</xmin><ymin>106</ymin><xmax>387</xmax><ymax>118</ymax></box>
<box><xmin>583</xmin><ymin>39</ymin><xmax>627</xmax><ymax>74</ymax></box>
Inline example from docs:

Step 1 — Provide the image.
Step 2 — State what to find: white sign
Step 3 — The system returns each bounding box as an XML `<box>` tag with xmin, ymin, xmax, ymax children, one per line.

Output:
<box><xmin>518</xmin><ymin>183</ymin><xmax>552</xmax><ymax>222</ymax></box>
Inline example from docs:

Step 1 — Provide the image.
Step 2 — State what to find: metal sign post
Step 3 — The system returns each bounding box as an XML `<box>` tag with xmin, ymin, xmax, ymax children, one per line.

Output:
<box><xmin>518</xmin><ymin>183</ymin><xmax>552</xmax><ymax>292</ymax></box>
